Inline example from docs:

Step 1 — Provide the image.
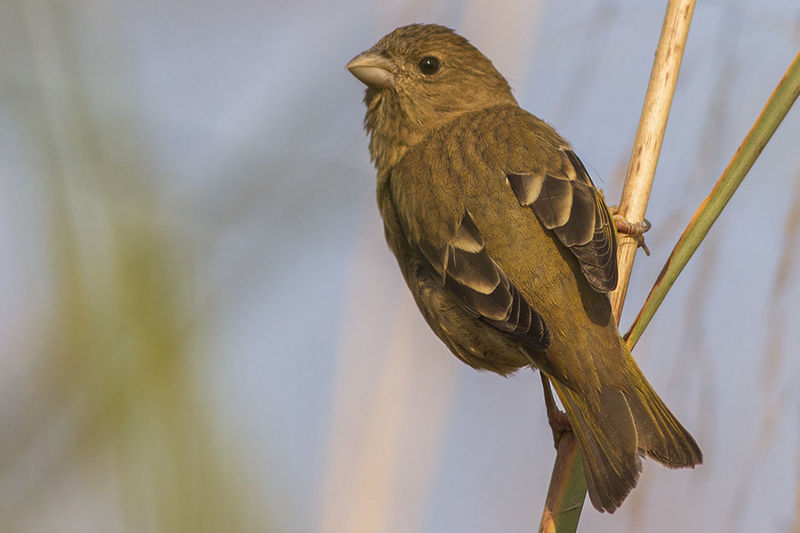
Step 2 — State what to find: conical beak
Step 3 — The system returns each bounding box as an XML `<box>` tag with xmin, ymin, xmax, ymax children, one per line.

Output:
<box><xmin>346</xmin><ymin>52</ymin><xmax>395</xmax><ymax>89</ymax></box>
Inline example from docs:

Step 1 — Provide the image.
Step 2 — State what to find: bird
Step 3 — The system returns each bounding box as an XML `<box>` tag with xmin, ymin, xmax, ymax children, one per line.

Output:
<box><xmin>346</xmin><ymin>23</ymin><xmax>701</xmax><ymax>513</ymax></box>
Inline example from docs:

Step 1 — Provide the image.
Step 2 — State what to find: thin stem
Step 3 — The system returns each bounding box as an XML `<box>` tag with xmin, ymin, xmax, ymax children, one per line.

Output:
<box><xmin>625</xmin><ymin>49</ymin><xmax>800</xmax><ymax>348</ymax></box>
<box><xmin>538</xmin><ymin>1</ymin><xmax>695</xmax><ymax>530</ymax></box>
<box><xmin>609</xmin><ymin>0</ymin><xmax>696</xmax><ymax>315</ymax></box>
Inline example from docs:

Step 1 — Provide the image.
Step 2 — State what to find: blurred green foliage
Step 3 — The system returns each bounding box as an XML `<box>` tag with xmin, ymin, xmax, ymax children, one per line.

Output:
<box><xmin>0</xmin><ymin>1</ymin><xmax>275</xmax><ymax>531</ymax></box>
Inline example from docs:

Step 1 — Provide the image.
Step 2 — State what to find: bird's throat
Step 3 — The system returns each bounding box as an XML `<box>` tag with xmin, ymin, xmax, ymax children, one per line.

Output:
<box><xmin>364</xmin><ymin>89</ymin><xmax>429</xmax><ymax>173</ymax></box>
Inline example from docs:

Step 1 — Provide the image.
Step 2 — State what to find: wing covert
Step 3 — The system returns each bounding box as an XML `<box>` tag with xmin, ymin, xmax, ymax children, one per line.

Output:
<box><xmin>418</xmin><ymin>210</ymin><xmax>550</xmax><ymax>351</ymax></box>
<box><xmin>507</xmin><ymin>148</ymin><xmax>618</xmax><ymax>292</ymax></box>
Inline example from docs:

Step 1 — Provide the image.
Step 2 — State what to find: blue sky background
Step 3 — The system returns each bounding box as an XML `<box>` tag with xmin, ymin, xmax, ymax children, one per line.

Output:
<box><xmin>2</xmin><ymin>1</ymin><xmax>800</xmax><ymax>532</ymax></box>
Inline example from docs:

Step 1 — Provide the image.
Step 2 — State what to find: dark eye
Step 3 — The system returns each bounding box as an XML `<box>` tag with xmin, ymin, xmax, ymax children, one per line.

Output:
<box><xmin>418</xmin><ymin>56</ymin><xmax>440</xmax><ymax>75</ymax></box>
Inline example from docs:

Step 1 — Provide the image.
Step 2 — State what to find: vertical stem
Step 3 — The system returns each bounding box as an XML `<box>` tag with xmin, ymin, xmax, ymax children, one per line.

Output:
<box><xmin>538</xmin><ymin>1</ymin><xmax>695</xmax><ymax>530</ymax></box>
<box><xmin>610</xmin><ymin>0</ymin><xmax>696</xmax><ymax>314</ymax></box>
<box><xmin>538</xmin><ymin>433</ymin><xmax>587</xmax><ymax>533</ymax></box>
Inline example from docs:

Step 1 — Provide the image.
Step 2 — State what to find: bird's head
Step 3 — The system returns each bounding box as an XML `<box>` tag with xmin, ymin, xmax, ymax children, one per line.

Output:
<box><xmin>347</xmin><ymin>24</ymin><xmax>517</xmax><ymax>171</ymax></box>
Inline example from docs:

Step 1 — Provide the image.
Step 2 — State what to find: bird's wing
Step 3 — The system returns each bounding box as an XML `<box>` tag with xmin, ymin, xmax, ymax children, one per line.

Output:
<box><xmin>415</xmin><ymin>209</ymin><xmax>550</xmax><ymax>351</ymax></box>
<box><xmin>507</xmin><ymin>147</ymin><xmax>618</xmax><ymax>292</ymax></box>
<box><xmin>386</xmin><ymin>106</ymin><xmax>615</xmax><ymax>355</ymax></box>
<box><xmin>384</xmin><ymin>120</ymin><xmax>551</xmax><ymax>353</ymax></box>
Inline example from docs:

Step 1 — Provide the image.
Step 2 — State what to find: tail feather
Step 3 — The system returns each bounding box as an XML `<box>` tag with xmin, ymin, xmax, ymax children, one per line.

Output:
<box><xmin>626</xmin><ymin>379</ymin><xmax>703</xmax><ymax>467</ymax></box>
<box><xmin>549</xmin><ymin>370</ymin><xmax>702</xmax><ymax>513</ymax></box>
<box><xmin>551</xmin><ymin>381</ymin><xmax>641</xmax><ymax>513</ymax></box>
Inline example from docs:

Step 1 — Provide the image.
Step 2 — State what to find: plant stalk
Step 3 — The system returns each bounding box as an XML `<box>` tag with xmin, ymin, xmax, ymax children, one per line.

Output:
<box><xmin>538</xmin><ymin>1</ymin><xmax>695</xmax><ymax>530</ymax></box>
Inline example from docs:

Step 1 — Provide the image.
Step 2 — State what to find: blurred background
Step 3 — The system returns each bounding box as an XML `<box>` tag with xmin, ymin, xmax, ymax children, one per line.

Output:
<box><xmin>1</xmin><ymin>0</ymin><xmax>799</xmax><ymax>531</ymax></box>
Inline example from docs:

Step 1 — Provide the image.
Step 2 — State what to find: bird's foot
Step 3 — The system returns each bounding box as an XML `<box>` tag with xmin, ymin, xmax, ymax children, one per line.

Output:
<box><xmin>539</xmin><ymin>373</ymin><xmax>573</xmax><ymax>449</ymax></box>
<box><xmin>547</xmin><ymin>408</ymin><xmax>573</xmax><ymax>449</ymax></box>
<box><xmin>608</xmin><ymin>206</ymin><xmax>651</xmax><ymax>256</ymax></box>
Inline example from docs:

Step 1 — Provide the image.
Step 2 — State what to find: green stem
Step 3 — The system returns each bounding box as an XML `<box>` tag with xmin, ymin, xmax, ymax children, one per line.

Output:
<box><xmin>625</xmin><ymin>49</ymin><xmax>800</xmax><ymax>348</ymax></box>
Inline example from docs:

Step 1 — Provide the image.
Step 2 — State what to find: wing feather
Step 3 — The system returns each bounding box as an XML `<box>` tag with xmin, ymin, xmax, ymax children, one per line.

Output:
<box><xmin>420</xmin><ymin>210</ymin><xmax>550</xmax><ymax>350</ymax></box>
<box><xmin>507</xmin><ymin>148</ymin><xmax>618</xmax><ymax>292</ymax></box>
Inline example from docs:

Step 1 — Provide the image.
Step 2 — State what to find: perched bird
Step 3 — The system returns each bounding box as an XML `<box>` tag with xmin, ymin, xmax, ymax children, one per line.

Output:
<box><xmin>347</xmin><ymin>23</ymin><xmax>701</xmax><ymax>513</ymax></box>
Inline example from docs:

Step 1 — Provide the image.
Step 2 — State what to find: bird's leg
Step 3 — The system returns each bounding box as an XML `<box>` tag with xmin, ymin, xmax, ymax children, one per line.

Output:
<box><xmin>539</xmin><ymin>372</ymin><xmax>572</xmax><ymax>449</ymax></box>
<box><xmin>608</xmin><ymin>205</ymin><xmax>652</xmax><ymax>256</ymax></box>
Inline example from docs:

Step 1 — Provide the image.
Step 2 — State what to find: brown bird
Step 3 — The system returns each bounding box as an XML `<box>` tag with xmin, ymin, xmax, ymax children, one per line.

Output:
<box><xmin>347</xmin><ymin>23</ymin><xmax>701</xmax><ymax>513</ymax></box>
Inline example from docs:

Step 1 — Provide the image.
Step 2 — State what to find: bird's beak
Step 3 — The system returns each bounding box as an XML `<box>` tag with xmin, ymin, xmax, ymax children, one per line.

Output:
<box><xmin>346</xmin><ymin>52</ymin><xmax>395</xmax><ymax>89</ymax></box>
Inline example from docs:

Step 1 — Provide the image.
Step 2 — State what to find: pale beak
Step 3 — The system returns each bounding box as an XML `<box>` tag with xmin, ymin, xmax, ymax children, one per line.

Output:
<box><xmin>346</xmin><ymin>52</ymin><xmax>395</xmax><ymax>89</ymax></box>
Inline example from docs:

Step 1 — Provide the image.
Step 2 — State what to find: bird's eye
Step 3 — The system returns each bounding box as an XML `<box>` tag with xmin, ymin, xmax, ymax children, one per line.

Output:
<box><xmin>418</xmin><ymin>56</ymin><xmax>440</xmax><ymax>75</ymax></box>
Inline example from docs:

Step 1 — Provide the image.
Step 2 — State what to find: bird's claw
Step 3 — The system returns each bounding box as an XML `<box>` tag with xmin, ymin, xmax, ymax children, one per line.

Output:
<box><xmin>609</xmin><ymin>207</ymin><xmax>652</xmax><ymax>256</ymax></box>
<box><xmin>547</xmin><ymin>409</ymin><xmax>573</xmax><ymax>449</ymax></box>
<box><xmin>613</xmin><ymin>216</ymin><xmax>650</xmax><ymax>235</ymax></box>
<box><xmin>540</xmin><ymin>373</ymin><xmax>573</xmax><ymax>449</ymax></box>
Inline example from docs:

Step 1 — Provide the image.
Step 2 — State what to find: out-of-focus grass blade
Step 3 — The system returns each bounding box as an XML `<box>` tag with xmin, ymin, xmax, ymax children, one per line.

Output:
<box><xmin>625</xmin><ymin>50</ymin><xmax>800</xmax><ymax>348</ymax></box>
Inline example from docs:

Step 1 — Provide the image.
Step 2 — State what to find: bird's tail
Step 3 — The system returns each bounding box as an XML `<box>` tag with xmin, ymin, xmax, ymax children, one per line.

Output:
<box><xmin>549</xmin><ymin>362</ymin><xmax>701</xmax><ymax>513</ymax></box>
